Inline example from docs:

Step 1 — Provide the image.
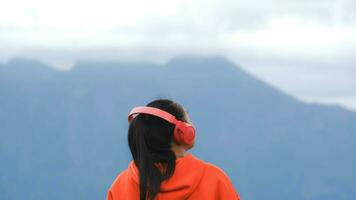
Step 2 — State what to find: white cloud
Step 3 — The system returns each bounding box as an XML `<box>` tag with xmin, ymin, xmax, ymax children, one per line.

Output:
<box><xmin>0</xmin><ymin>0</ymin><xmax>355</xmax><ymax>111</ymax></box>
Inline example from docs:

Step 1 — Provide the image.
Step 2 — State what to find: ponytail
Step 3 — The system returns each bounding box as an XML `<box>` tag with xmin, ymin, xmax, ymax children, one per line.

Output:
<box><xmin>128</xmin><ymin>100</ymin><xmax>184</xmax><ymax>200</ymax></box>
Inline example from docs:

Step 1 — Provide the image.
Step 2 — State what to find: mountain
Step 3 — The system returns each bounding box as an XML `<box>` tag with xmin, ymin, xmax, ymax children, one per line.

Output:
<box><xmin>1</xmin><ymin>56</ymin><xmax>355</xmax><ymax>200</ymax></box>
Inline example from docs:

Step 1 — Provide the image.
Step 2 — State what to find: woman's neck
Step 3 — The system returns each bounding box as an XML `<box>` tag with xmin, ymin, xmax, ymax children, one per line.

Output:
<box><xmin>171</xmin><ymin>144</ymin><xmax>186</xmax><ymax>158</ymax></box>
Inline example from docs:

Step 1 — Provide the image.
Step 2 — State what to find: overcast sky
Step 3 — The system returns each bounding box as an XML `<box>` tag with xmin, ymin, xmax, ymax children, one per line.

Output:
<box><xmin>1</xmin><ymin>0</ymin><xmax>355</xmax><ymax>111</ymax></box>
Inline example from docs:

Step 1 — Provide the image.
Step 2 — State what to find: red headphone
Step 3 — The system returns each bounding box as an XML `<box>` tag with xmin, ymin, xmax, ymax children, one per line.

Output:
<box><xmin>128</xmin><ymin>106</ymin><xmax>196</xmax><ymax>147</ymax></box>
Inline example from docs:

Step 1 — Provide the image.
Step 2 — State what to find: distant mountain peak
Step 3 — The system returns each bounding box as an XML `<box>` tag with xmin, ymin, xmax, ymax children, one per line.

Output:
<box><xmin>1</xmin><ymin>57</ymin><xmax>59</xmax><ymax>80</ymax></box>
<box><xmin>167</xmin><ymin>55</ymin><xmax>237</xmax><ymax>67</ymax></box>
<box><xmin>7</xmin><ymin>57</ymin><xmax>51</xmax><ymax>68</ymax></box>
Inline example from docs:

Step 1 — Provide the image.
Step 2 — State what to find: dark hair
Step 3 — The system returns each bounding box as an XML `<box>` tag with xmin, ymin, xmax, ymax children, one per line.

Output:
<box><xmin>128</xmin><ymin>99</ymin><xmax>188</xmax><ymax>200</ymax></box>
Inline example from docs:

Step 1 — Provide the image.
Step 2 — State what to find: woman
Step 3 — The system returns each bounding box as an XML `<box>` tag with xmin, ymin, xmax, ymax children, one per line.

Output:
<box><xmin>106</xmin><ymin>99</ymin><xmax>241</xmax><ymax>200</ymax></box>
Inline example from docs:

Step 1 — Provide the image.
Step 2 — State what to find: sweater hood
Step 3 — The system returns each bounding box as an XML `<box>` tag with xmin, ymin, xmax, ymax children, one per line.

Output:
<box><xmin>127</xmin><ymin>153</ymin><xmax>206</xmax><ymax>199</ymax></box>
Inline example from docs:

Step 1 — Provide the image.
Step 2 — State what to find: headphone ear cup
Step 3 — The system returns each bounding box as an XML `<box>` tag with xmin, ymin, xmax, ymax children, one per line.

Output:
<box><xmin>173</xmin><ymin>121</ymin><xmax>195</xmax><ymax>146</ymax></box>
<box><xmin>173</xmin><ymin>123</ymin><xmax>184</xmax><ymax>144</ymax></box>
<box><xmin>181</xmin><ymin>124</ymin><xmax>195</xmax><ymax>146</ymax></box>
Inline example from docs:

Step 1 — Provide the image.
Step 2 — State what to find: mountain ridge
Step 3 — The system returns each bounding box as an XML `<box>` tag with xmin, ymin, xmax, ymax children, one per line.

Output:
<box><xmin>3</xmin><ymin>56</ymin><xmax>353</xmax><ymax>113</ymax></box>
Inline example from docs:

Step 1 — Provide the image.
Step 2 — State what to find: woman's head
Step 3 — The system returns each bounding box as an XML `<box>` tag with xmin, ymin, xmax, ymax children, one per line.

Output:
<box><xmin>127</xmin><ymin>99</ymin><xmax>193</xmax><ymax>200</ymax></box>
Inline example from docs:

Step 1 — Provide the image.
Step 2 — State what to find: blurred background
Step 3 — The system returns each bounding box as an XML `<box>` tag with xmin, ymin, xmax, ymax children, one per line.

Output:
<box><xmin>1</xmin><ymin>0</ymin><xmax>356</xmax><ymax>199</ymax></box>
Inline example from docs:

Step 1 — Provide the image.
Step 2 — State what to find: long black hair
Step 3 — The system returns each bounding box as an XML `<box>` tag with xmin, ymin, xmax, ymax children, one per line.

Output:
<box><xmin>128</xmin><ymin>99</ymin><xmax>188</xmax><ymax>200</ymax></box>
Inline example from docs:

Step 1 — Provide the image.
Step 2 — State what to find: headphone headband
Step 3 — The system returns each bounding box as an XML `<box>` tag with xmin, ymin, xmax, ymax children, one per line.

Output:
<box><xmin>128</xmin><ymin>106</ymin><xmax>179</xmax><ymax>125</ymax></box>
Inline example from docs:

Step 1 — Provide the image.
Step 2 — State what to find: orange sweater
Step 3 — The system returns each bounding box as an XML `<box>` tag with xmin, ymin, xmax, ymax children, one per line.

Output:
<box><xmin>106</xmin><ymin>153</ymin><xmax>241</xmax><ymax>200</ymax></box>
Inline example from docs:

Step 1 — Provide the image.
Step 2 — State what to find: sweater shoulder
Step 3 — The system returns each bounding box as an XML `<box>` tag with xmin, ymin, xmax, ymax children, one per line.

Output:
<box><xmin>203</xmin><ymin>162</ymin><xmax>231</xmax><ymax>180</ymax></box>
<box><xmin>202</xmin><ymin>162</ymin><xmax>241</xmax><ymax>199</ymax></box>
<box><xmin>107</xmin><ymin>169</ymin><xmax>140</xmax><ymax>200</ymax></box>
<box><xmin>109</xmin><ymin>169</ymin><xmax>130</xmax><ymax>190</ymax></box>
